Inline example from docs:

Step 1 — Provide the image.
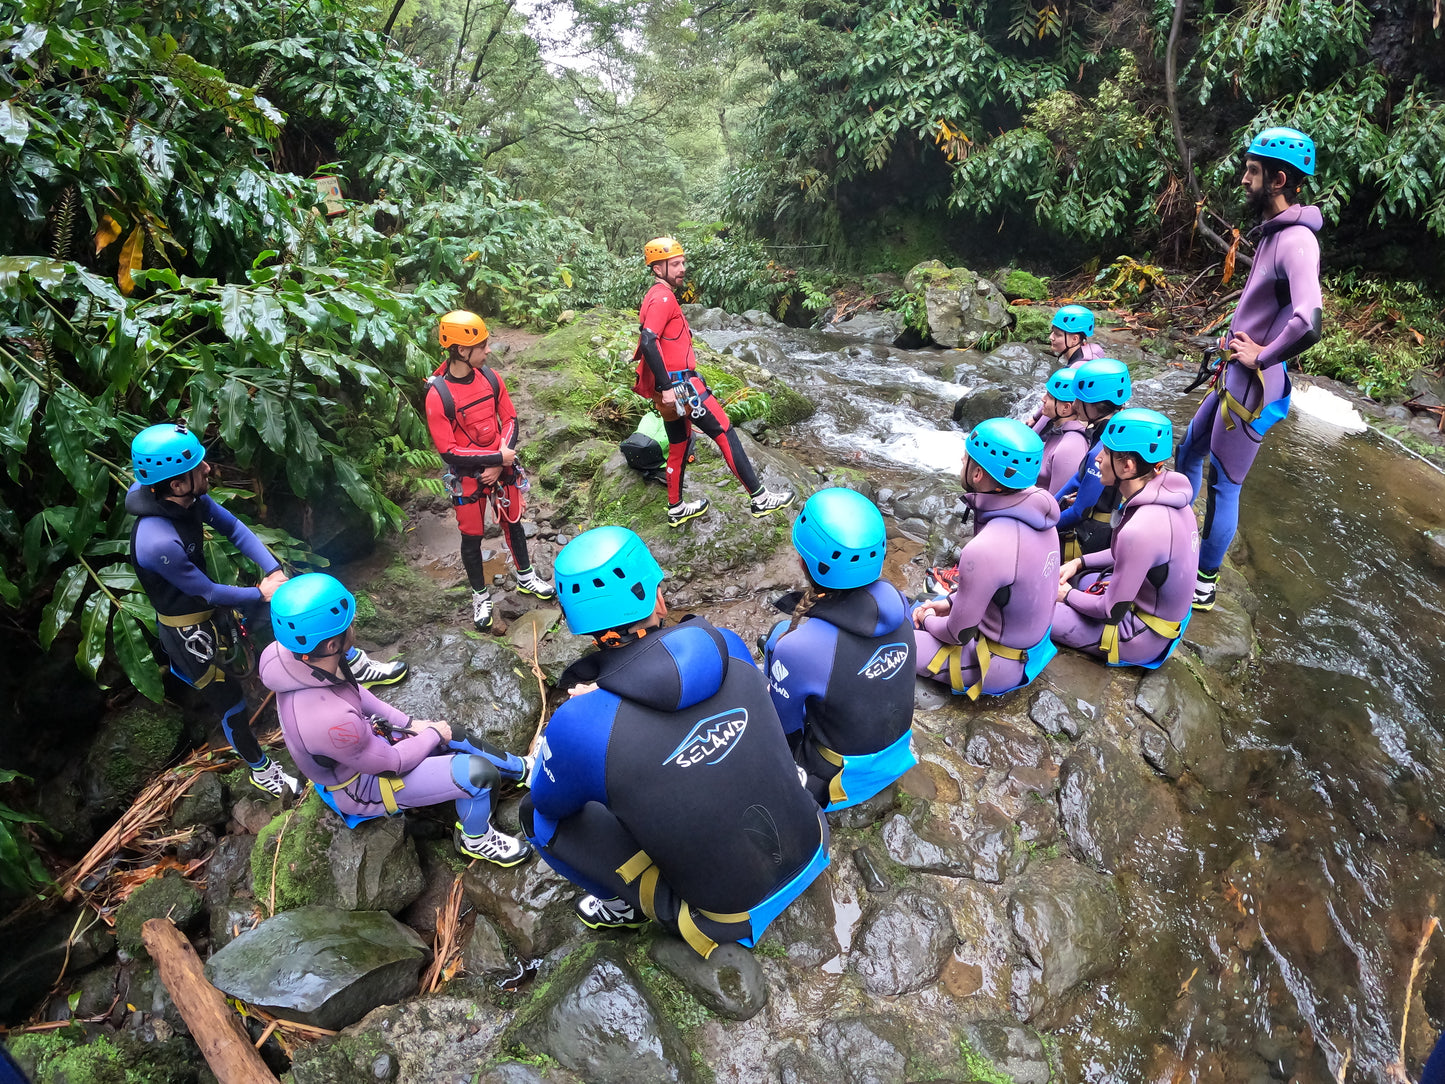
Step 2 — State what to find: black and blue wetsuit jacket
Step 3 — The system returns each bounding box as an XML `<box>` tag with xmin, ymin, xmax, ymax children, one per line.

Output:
<box><xmin>529</xmin><ymin>615</ymin><xmax>829</xmax><ymax>942</ymax></box>
<box><xmin>763</xmin><ymin>580</ymin><xmax>918</xmax><ymax>810</ymax></box>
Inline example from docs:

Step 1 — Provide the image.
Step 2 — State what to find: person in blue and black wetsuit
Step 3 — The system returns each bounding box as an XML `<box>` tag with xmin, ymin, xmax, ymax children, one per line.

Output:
<box><xmin>127</xmin><ymin>422</ymin><xmax>406</xmax><ymax>797</ymax></box>
<box><xmin>760</xmin><ymin>488</ymin><xmax>917</xmax><ymax>810</ymax></box>
<box><xmin>1053</xmin><ymin>357</ymin><xmax>1132</xmax><ymax>562</ymax></box>
<box><xmin>520</xmin><ymin>526</ymin><xmax>829</xmax><ymax>957</ymax></box>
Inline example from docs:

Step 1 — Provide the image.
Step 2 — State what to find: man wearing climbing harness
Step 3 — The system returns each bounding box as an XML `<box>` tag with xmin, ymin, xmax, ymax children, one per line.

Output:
<box><xmin>761</xmin><ymin>488</ymin><xmax>917</xmax><ymax>810</ymax></box>
<box><xmin>1033</xmin><ymin>368</ymin><xmax>1090</xmax><ymax>493</ymax></box>
<box><xmin>1051</xmin><ymin>409</ymin><xmax>1199</xmax><ymax>668</ymax></box>
<box><xmin>425</xmin><ymin>310</ymin><xmax>555</xmax><ymax>632</ymax></box>
<box><xmin>1049</xmin><ymin>305</ymin><xmax>1106</xmax><ymax>368</ymax></box>
<box><xmin>1054</xmin><ymin>357</ymin><xmax>1133</xmax><ymax>561</ymax></box>
<box><xmin>127</xmin><ymin>424</ymin><xmax>405</xmax><ymax>797</ymax></box>
<box><xmin>1175</xmin><ymin>127</ymin><xmax>1323</xmax><ymax>612</ymax></box>
<box><xmin>259</xmin><ymin>574</ymin><xmax>533</xmax><ymax>866</ymax></box>
<box><xmin>914</xmin><ymin>418</ymin><xmax>1061</xmax><ymax>698</ymax></box>
<box><xmin>633</xmin><ymin>237</ymin><xmax>794</xmax><ymax>527</ymax></box>
<box><xmin>520</xmin><ymin>526</ymin><xmax>829</xmax><ymax>955</ymax></box>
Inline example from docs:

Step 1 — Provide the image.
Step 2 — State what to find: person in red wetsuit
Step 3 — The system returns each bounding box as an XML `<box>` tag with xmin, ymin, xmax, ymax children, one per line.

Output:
<box><xmin>633</xmin><ymin>237</ymin><xmax>794</xmax><ymax>527</ymax></box>
<box><xmin>426</xmin><ymin>311</ymin><xmax>555</xmax><ymax>632</ymax></box>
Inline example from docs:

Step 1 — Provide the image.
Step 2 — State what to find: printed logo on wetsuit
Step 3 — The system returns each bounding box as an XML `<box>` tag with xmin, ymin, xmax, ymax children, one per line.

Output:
<box><xmin>1043</xmin><ymin>550</ymin><xmax>1059</xmax><ymax>580</ymax></box>
<box><xmin>663</xmin><ymin>709</ymin><xmax>748</xmax><ymax>768</ymax></box>
<box><xmin>536</xmin><ymin>736</ymin><xmax>556</xmax><ymax>783</ymax></box>
<box><xmin>858</xmin><ymin>642</ymin><xmax>909</xmax><ymax>680</ymax></box>
<box><xmin>770</xmin><ymin>658</ymin><xmax>789</xmax><ymax>683</ymax></box>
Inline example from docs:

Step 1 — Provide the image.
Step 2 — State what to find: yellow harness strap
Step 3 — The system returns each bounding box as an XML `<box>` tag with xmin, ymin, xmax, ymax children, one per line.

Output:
<box><xmin>814</xmin><ymin>745</ymin><xmax>849</xmax><ymax>805</ymax></box>
<box><xmin>616</xmin><ymin>849</ymin><xmax>751</xmax><ymax>957</ymax></box>
<box><xmin>1089</xmin><ymin>509</ymin><xmax>1113</xmax><ymax>523</ymax></box>
<box><xmin>926</xmin><ymin>644</ymin><xmax>965</xmax><ymax>693</ymax></box>
<box><xmin>928</xmin><ymin>639</ymin><xmax>1026</xmax><ymax>700</ymax></box>
<box><xmin>1061</xmin><ymin>535</ymin><xmax>1082</xmax><ymax>563</ymax></box>
<box><xmin>327</xmin><ymin>773</ymin><xmax>402</xmax><ymax>814</ymax></box>
<box><xmin>617</xmin><ymin>850</ymin><xmax>662</xmax><ymax>921</ymax></box>
<box><xmin>1219</xmin><ymin>365</ymin><xmax>1267</xmax><ymax>431</ymax></box>
<box><xmin>1099</xmin><ymin>606</ymin><xmax>1183</xmax><ymax>664</ymax></box>
<box><xmin>157</xmin><ymin>609</ymin><xmax>215</xmax><ymax>627</ymax></box>
<box><xmin>326</xmin><ymin>773</ymin><xmax>360</xmax><ymax>792</ymax></box>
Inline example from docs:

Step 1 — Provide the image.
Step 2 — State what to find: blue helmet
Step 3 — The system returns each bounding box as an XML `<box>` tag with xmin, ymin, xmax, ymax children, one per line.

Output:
<box><xmin>1050</xmin><ymin>304</ymin><xmax>1095</xmax><ymax>337</ymax></box>
<box><xmin>1046</xmin><ymin>368</ymin><xmax>1077</xmax><ymax>403</ymax></box>
<box><xmin>1073</xmin><ymin>358</ymin><xmax>1131</xmax><ymax>406</ymax></box>
<box><xmin>555</xmin><ymin>526</ymin><xmax>664</xmax><ymax>635</ymax></box>
<box><xmin>1247</xmin><ymin>126</ymin><xmax>1315</xmax><ymax>176</ymax></box>
<box><xmin>131</xmin><ymin>422</ymin><xmax>205</xmax><ymax>485</ymax></box>
<box><xmin>1101</xmin><ymin>408</ymin><xmax>1174</xmax><ymax>464</ymax></box>
<box><xmin>271</xmin><ymin>574</ymin><xmax>356</xmax><ymax>653</ymax></box>
<box><xmin>792</xmin><ymin>488</ymin><xmax>886</xmax><ymax>589</ymax></box>
<box><xmin>966</xmin><ymin>417</ymin><xmax>1044</xmax><ymax>490</ymax></box>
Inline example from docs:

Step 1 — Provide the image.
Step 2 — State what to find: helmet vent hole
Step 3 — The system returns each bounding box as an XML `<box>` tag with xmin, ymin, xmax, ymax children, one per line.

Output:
<box><xmin>849</xmin><ymin>555</ymin><xmax>859</xmax><ymax>562</ymax></box>
<box><xmin>831</xmin><ymin>551</ymin><xmax>841</xmax><ymax>559</ymax></box>
<box><xmin>613</xmin><ymin>567</ymin><xmax>627</xmax><ymax>578</ymax></box>
<box><xmin>817</xmin><ymin>561</ymin><xmax>831</xmax><ymax>575</ymax></box>
<box><xmin>592</xmin><ymin>577</ymin><xmax>606</xmax><ymax>588</ymax></box>
<box><xmin>631</xmin><ymin>583</ymin><xmax>646</xmax><ymax>601</ymax></box>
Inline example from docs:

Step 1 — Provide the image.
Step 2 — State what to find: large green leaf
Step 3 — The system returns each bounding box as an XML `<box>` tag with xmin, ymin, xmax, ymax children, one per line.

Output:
<box><xmin>43</xmin><ymin>392</ymin><xmax>101</xmax><ymax>498</ymax></box>
<box><xmin>253</xmin><ymin>390</ymin><xmax>289</xmax><ymax>453</ymax></box>
<box><xmin>76</xmin><ymin>590</ymin><xmax>113</xmax><ymax>681</ymax></box>
<box><xmin>0</xmin><ymin>101</ymin><xmax>30</xmax><ymax>148</ymax></box>
<box><xmin>219</xmin><ymin>284</ymin><xmax>248</xmax><ymax>341</ymax></box>
<box><xmin>113</xmin><ymin>609</ymin><xmax>164</xmax><ymax>702</ymax></box>
<box><xmin>0</xmin><ymin>566</ymin><xmax>17</xmax><ymax>608</ymax></box>
<box><xmin>39</xmin><ymin>563</ymin><xmax>88</xmax><ymax>650</ymax></box>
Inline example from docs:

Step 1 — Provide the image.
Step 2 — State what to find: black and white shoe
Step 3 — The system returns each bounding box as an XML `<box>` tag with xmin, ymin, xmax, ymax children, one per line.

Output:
<box><xmin>515</xmin><ymin>568</ymin><xmax>556</xmax><ymax>599</ymax></box>
<box><xmin>348</xmin><ymin>647</ymin><xmax>408</xmax><ymax>688</ymax></box>
<box><xmin>668</xmin><ymin>497</ymin><xmax>710</xmax><ymax>527</ymax></box>
<box><xmin>250</xmin><ymin>758</ymin><xmax>301</xmax><ymax>798</ymax></box>
<box><xmin>575</xmin><ymin>894</ymin><xmax>649</xmax><ymax>930</ymax></box>
<box><xmin>1192</xmin><ymin>572</ymin><xmax>1219</xmax><ymax>612</ymax></box>
<box><xmin>472</xmin><ymin>591</ymin><xmax>494</xmax><ymax>631</ymax></box>
<box><xmin>454</xmin><ymin>823</ymin><xmax>532</xmax><ymax>867</ymax></box>
<box><xmin>749</xmin><ymin>488</ymin><xmax>794</xmax><ymax>518</ymax></box>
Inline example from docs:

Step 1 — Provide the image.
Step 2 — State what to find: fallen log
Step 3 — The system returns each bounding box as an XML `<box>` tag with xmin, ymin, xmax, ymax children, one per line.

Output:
<box><xmin>140</xmin><ymin>918</ymin><xmax>278</xmax><ymax>1084</ymax></box>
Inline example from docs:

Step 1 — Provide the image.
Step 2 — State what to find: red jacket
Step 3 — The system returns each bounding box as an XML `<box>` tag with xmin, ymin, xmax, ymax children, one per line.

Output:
<box><xmin>633</xmin><ymin>282</ymin><xmax>696</xmax><ymax>397</ymax></box>
<box><xmin>425</xmin><ymin>363</ymin><xmax>518</xmax><ymax>471</ymax></box>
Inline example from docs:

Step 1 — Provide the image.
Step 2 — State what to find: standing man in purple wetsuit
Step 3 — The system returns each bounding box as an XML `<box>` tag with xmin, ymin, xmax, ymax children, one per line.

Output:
<box><xmin>1052</xmin><ymin>409</ymin><xmax>1199</xmax><ymax>668</ymax></box>
<box><xmin>914</xmin><ymin>418</ymin><xmax>1060</xmax><ymax>698</ymax></box>
<box><xmin>1033</xmin><ymin>368</ymin><xmax>1090</xmax><ymax>493</ymax></box>
<box><xmin>1175</xmin><ymin>127</ymin><xmax>1323</xmax><ymax>611</ymax></box>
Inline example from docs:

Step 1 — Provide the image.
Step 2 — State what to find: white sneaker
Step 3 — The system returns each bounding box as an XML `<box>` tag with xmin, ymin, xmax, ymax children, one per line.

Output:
<box><xmin>250</xmin><ymin>759</ymin><xmax>301</xmax><ymax>798</ymax></box>
<box><xmin>575</xmin><ymin>894</ymin><xmax>649</xmax><ymax>930</ymax></box>
<box><xmin>454</xmin><ymin>823</ymin><xmax>532</xmax><ymax>867</ymax></box>
<box><xmin>347</xmin><ymin>647</ymin><xmax>408</xmax><ymax>687</ymax></box>
<box><xmin>515</xmin><ymin>568</ymin><xmax>556</xmax><ymax>600</ymax></box>
<box><xmin>668</xmin><ymin>497</ymin><xmax>710</xmax><ymax>527</ymax></box>
<box><xmin>749</xmin><ymin>488</ymin><xmax>795</xmax><ymax>518</ymax></box>
<box><xmin>1192</xmin><ymin>572</ymin><xmax>1219</xmax><ymax>612</ymax></box>
<box><xmin>472</xmin><ymin>590</ymin><xmax>494</xmax><ymax>631</ymax></box>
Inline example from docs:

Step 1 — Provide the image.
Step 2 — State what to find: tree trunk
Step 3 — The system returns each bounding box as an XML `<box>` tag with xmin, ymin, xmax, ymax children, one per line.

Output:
<box><xmin>381</xmin><ymin>0</ymin><xmax>407</xmax><ymax>40</ymax></box>
<box><xmin>141</xmin><ymin>919</ymin><xmax>278</xmax><ymax>1084</ymax></box>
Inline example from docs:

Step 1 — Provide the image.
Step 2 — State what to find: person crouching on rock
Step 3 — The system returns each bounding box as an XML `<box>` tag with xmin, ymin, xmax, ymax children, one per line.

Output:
<box><xmin>1049</xmin><ymin>304</ymin><xmax>1106</xmax><ymax>368</ymax></box>
<box><xmin>520</xmin><ymin>526</ymin><xmax>829</xmax><ymax>957</ymax></box>
<box><xmin>259</xmin><ymin>573</ymin><xmax>533</xmax><ymax>866</ymax></box>
<box><xmin>426</xmin><ymin>310</ymin><xmax>555</xmax><ymax>634</ymax></box>
<box><xmin>1053</xmin><ymin>357</ymin><xmax>1132</xmax><ymax>562</ymax></box>
<box><xmin>1032</xmin><ymin>368</ymin><xmax>1090</xmax><ymax>494</ymax></box>
<box><xmin>761</xmin><ymin>488</ymin><xmax>917</xmax><ymax>810</ymax></box>
<box><xmin>1051</xmin><ymin>409</ymin><xmax>1199</xmax><ymax>669</ymax></box>
<box><xmin>914</xmin><ymin>418</ymin><xmax>1061</xmax><ymax>699</ymax></box>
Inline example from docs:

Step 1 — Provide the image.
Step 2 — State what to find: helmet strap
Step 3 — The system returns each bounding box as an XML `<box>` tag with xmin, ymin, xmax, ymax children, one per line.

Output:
<box><xmin>595</xmin><ymin>625</ymin><xmax>653</xmax><ymax>649</ymax></box>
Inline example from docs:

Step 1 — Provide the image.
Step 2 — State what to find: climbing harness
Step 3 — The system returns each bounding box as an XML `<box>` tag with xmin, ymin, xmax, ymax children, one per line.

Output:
<box><xmin>668</xmin><ymin>370</ymin><xmax>709</xmax><ymax>420</ymax></box>
<box><xmin>1182</xmin><ymin>348</ymin><xmax>1223</xmax><ymax>395</ymax></box>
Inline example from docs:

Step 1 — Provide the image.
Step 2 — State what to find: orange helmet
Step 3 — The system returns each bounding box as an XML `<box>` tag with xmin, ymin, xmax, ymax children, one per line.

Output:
<box><xmin>643</xmin><ymin>237</ymin><xmax>684</xmax><ymax>266</ymax></box>
<box><xmin>439</xmin><ymin>310</ymin><xmax>488</xmax><ymax>349</ymax></box>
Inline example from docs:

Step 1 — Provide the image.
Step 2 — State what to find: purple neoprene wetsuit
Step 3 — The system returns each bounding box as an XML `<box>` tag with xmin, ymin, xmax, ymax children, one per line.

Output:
<box><xmin>1034</xmin><ymin>417</ymin><xmax>1089</xmax><ymax>494</ymax></box>
<box><xmin>1063</xmin><ymin>342</ymin><xmax>1106</xmax><ymax>369</ymax></box>
<box><xmin>1050</xmin><ymin>470</ymin><xmax>1200</xmax><ymax>665</ymax></box>
<box><xmin>914</xmin><ymin>487</ymin><xmax>1061</xmax><ymax>693</ymax></box>
<box><xmin>1176</xmin><ymin>204</ymin><xmax>1323</xmax><ymax>570</ymax></box>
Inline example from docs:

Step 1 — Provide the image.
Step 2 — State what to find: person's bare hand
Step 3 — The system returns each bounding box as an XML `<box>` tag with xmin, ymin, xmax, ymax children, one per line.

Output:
<box><xmin>479</xmin><ymin>465</ymin><xmax>503</xmax><ymax>486</ymax></box>
<box><xmin>1227</xmin><ymin>331</ymin><xmax>1263</xmax><ymax>369</ymax></box>
<box><xmin>258</xmin><ymin>569</ymin><xmax>288</xmax><ymax>601</ymax></box>
<box><xmin>417</xmin><ymin>719</ymin><xmax>452</xmax><ymax>743</ymax></box>
<box><xmin>913</xmin><ymin>599</ymin><xmax>950</xmax><ymax>628</ymax></box>
<box><xmin>500</xmin><ymin>446</ymin><xmax>516</xmax><ymax>467</ymax></box>
<box><xmin>1058</xmin><ymin>558</ymin><xmax>1082</xmax><ymax>584</ymax></box>
<box><xmin>568</xmin><ymin>682</ymin><xmax>599</xmax><ymax>697</ymax></box>
<box><xmin>1056</xmin><ymin>580</ymin><xmax>1072</xmax><ymax>603</ymax></box>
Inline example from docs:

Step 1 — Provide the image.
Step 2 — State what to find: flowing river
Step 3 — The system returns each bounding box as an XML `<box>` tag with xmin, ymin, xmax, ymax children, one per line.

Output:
<box><xmin>700</xmin><ymin>318</ymin><xmax>1445</xmax><ymax>1082</ymax></box>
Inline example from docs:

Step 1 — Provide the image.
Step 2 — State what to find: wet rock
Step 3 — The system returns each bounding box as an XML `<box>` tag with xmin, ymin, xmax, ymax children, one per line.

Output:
<box><xmin>1058</xmin><ymin>739</ymin><xmax>1182</xmax><ymax>876</ymax></box>
<box><xmin>760</xmin><ymin>873</ymin><xmax>839</xmax><ymax>967</ymax></box>
<box><xmin>950</xmin><ymin>383</ymin><xmax>1018</xmax><ymax>430</ymax></box>
<box><xmin>959</xmin><ymin>1019</ymin><xmax>1050</xmax><ymax>1084</ymax></box>
<box><xmin>231</xmin><ymin>795</ymin><xmax>277</xmax><ymax>835</ymax></box>
<box><xmin>1135</xmin><ymin>658</ymin><xmax>1239</xmax><ymax>791</ymax></box>
<box><xmin>204</xmin><ymin>833</ymin><xmax>257</xmax><ymax>950</ymax></box>
<box><xmin>506</xmin><ymin>943</ymin><xmax>690</xmax><ymax>1083</ymax></box>
<box><xmin>740</xmin><ymin>308</ymin><xmax>779</xmax><ymax>327</ymax></box>
<box><xmin>810</xmin><ymin>1017</ymin><xmax>908</xmax><ymax>1084</ymax></box>
<box><xmin>980</xmin><ymin>342</ymin><xmax>1055</xmax><ymax>381</ymax></box>
<box><xmin>1034</xmin><ymin>653</ymin><xmax>1110</xmax><ymax>726</ymax></box>
<box><xmin>882</xmin><ymin>805</ymin><xmax>1015</xmax><ymax>882</ymax></box>
<box><xmin>1029</xmin><ymin>687</ymin><xmax>1081</xmax><ymax>739</ymax></box>
<box><xmin>115</xmin><ymin>872</ymin><xmax>203</xmax><ymax>957</ymax></box>
<box><xmin>172</xmin><ymin>771</ymin><xmax>226</xmax><ymax>828</ymax></box>
<box><xmin>461</xmin><ymin>855</ymin><xmax>579</xmax><ymax>958</ymax></box>
<box><xmin>852</xmin><ymin>846</ymin><xmax>889</xmax><ymax>893</ymax></box>
<box><xmin>682</xmin><ymin>305</ymin><xmax>728</xmax><ymax>332</ymax></box>
<box><xmin>387</xmin><ymin>631</ymin><xmax>542</xmax><ymax>753</ymax></box>
<box><xmin>648</xmin><ymin>938</ymin><xmax>768</xmax><ymax>1021</ymax></box>
<box><xmin>0</xmin><ymin>908</ymin><xmax>116</xmax><ymax>1020</ymax></box>
<box><xmin>1183</xmin><ymin>593</ymin><xmax>1255</xmax><ymax>670</ymax></box>
<box><xmin>826</xmin><ymin>311</ymin><xmax>906</xmax><ymax>343</ymax></box>
<box><xmin>852</xmin><ymin>887</ymin><xmax>955</xmax><ymax>994</ymax></box>
<box><xmin>251</xmin><ymin>792</ymin><xmax>425</xmax><ymax>915</ymax></box>
<box><xmin>904</xmin><ymin>261</ymin><xmax>1012</xmax><ymax>349</ymax></box>
<box><xmin>206</xmin><ymin>906</ymin><xmax>428</xmax><ymax>1031</ymax></box>
<box><xmin>1139</xmin><ymin>724</ymin><xmax>1183</xmax><ymax>779</ymax></box>
<box><xmin>881</xmin><ymin>810</ymin><xmax>965</xmax><ymax>874</ymax></box>
<box><xmin>464</xmin><ymin>914</ymin><xmax>515</xmax><ymax>977</ymax></box>
<box><xmin>1008</xmin><ymin>858</ymin><xmax>1122</xmax><ymax>1022</ymax></box>
<box><xmin>965</xmin><ymin>719</ymin><xmax>1046</xmax><ymax>768</ymax></box>
<box><xmin>289</xmin><ymin>994</ymin><xmax>511</xmax><ymax>1084</ymax></box>
<box><xmin>1423</xmin><ymin>528</ymin><xmax>1445</xmax><ymax>570</ymax></box>
<box><xmin>828</xmin><ymin>787</ymin><xmax>897</xmax><ymax>829</ymax></box>
<box><xmin>478</xmin><ymin>1064</ymin><xmax>584</xmax><ymax>1084</ymax></box>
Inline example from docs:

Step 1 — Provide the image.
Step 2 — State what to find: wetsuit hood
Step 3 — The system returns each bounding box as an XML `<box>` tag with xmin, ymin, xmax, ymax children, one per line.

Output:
<box><xmin>124</xmin><ymin>481</ymin><xmax>193</xmax><ymax>522</ymax></box>
<box><xmin>1254</xmin><ymin>203</ymin><xmax>1323</xmax><ymax>239</ymax></box>
<box><xmin>258</xmin><ymin>640</ymin><xmax>344</xmax><ymax>695</ymax></box>
<box><xmin>806</xmin><ymin>580</ymin><xmax>908</xmax><ymax>639</ymax></box>
<box><xmin>966</xmin><ymin>486</ymin><xmax>1061</xmax><ymax>530</ymax></box>
<box><xmin>1125</xmin><ymin>469</ymin><xmax>1194</xmax><ymax>511</ymax></box>
<box><xmin>571</xmin><ymin>616</ymin><xmax>737</xmax><ymax>712</ymax></box>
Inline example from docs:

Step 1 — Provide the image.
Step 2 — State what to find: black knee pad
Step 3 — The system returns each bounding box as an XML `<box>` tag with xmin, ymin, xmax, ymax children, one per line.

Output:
<box><xmin>468</xmin><ymin>755</ymin><xmax>500</xmax><ymax>791</ymax></box>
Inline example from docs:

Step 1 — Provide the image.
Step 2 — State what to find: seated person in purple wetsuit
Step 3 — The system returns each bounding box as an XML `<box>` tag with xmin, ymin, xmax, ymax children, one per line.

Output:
<box><xmin>521</xmin><ymin>527</ymin><xmax>829</xmax><ymax>956</ymax></box>
<box><xmin>1054</xmin><ymin>357</ymin><xmax>1132</xmax><ymax>562</ymax></box>
<box><xmin>1033</xmin><ymin>368</ymin><xmax>1090</xmax><ymax>493</ymax></box>
<box><xmin>915</xmin><ymin>418</ymin><xmax>1061</xmax><ymax>698</ymax></box>
<box><xmin>762</xmin><ymin>488</ymin><xmax>917</xmax><ymax>811</ymax></box>
<box><xmin>258</xmin><ymin>573</ymin><xmax>532</xmax><ymax>867</ymax></box>
<box><xmin>1052</xmin><ymin>409</ymin><xmax>1199</xmax><ymax>668</ymax></box>
<box><xmin>1175</xmin><ymin>127</ymin><xmax>1323</xmax><ymax>612</ymax></box>
<box><xmin>1050</xmin><ymin>305</ymin><xmax>1107</xmax><ymax>369</ymax></box>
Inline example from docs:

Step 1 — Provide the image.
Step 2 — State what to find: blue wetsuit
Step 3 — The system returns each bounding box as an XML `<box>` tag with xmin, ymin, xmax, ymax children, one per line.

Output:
<box><xmin>127</xmin><ymin>483</ymin><xmax>279</xmax><ymax>767</ymax></box>
<box><xmin>1054</xmin><ymin>431</ymin><xmax>1118</xmax><ymax>557</ymax></box>
<box><xmin>762</xmin><ymin>580</ymin><xmax>917</xmax><ymax>810</ymax></box>
<box><xmin>520</xmin><ymin>615</ymin><xmax>829</xmax><ymax>957</ymax></box>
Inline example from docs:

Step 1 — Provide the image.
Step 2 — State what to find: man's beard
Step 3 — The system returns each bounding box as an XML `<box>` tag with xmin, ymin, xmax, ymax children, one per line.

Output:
<box><xmin>1242</xmin><ymin>184</ymin><xmax>1273</xmax><ymax>221</ymax></box>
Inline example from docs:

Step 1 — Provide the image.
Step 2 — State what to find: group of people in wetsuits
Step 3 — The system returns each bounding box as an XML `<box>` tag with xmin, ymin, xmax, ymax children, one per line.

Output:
<box><xmin>122</xmin><ymin>125</ymin><xmax>1321</xmax><ymax>958</ymax></box>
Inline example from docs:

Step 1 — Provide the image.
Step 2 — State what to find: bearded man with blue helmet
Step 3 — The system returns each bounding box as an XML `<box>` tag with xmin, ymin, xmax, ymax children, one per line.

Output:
<box><xmin>760</xmin><ymin>489</ymin><xmax>916</xmax><ymax>810</ymax></box>
<box><xmin>520</xmin><ymin>526</ymin><xmax>829</xmax><ymax>956</ymax></box>
<box><xmin>914</xmin><ymin>419</ymin><xmax>1061</xmax><ymax>698</ymax></box>
<box><xmin>258</xmin><ymin>573</ymin><xmax>533</xmax><ymax>865</ymax></box>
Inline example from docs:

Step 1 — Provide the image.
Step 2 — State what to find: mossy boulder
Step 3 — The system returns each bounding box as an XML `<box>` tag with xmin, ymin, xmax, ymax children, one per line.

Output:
<box><xmin>354</xmin><ymin>559</ymin><xmax>455</xmax><ymax>645</ymax></box>
<box><xmin>6</xmin><ymin>1032</ymin><xmax>199</xmax><ymax>1084</ymax></box>
<box><xmin>903</xmin><ymin>261</ymin><xmax>1013</xmax><ymax>348</ymax></box>
<box><xmin>1011</xmin><ymin>305</ymin><xmax>1054</xmax><ymax>344</ymax></box>
<box><xmin>1002</xmin><ymin>269</ymin><xmax>1051</xmax><ymax>302</ymax></box>
<box><xmin>114</xmin><ymin>872</ymin><xmax>203</xmax><ymax>957</ymax></box>
<box><xmin>84</xmin><ymin>702</ymin><xmax>184</xmax><ymax>807</ymax></box>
